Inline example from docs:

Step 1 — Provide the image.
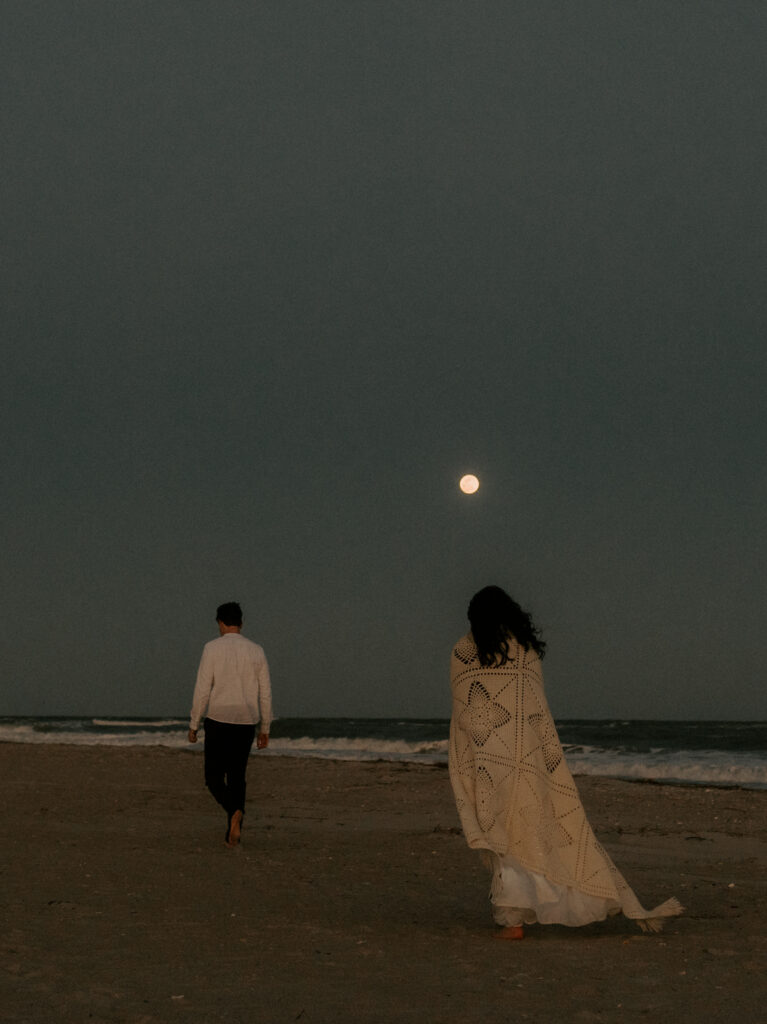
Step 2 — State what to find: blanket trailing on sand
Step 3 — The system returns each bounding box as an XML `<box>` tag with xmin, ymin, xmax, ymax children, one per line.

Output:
<box><xmin>449</xmin><ymin>634</ymin><xmax>683</xmax><ymax>932</ymax></box>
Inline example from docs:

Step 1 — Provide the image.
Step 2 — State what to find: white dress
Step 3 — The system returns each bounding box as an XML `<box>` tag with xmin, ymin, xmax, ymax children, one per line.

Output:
<box><xmin>487</xmin><ymin>851</ymin><xmax>621</xmax><ymax>927</ymax></box>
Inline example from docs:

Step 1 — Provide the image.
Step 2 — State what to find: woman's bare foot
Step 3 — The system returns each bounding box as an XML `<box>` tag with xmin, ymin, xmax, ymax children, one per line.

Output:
<box><xmin>494</xmin><ymin>925</ymin><xmax>524</xmax><ymax>940</ymax></box>
<box><xmin>226</xmin><ymin>810</ymin><xmax>243</xmax><ymax>847</ymax></box>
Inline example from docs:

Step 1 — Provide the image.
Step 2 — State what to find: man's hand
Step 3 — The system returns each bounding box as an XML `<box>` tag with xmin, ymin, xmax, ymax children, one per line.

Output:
<box><xmin>188</xmin><ymin>729</ymin><xmax>198</xmax><ymax>744</ymax></box>
<box><xmin>257</xmin><ymin>732</ymin><xmax>269</xmax><ymax>750</ymax></box>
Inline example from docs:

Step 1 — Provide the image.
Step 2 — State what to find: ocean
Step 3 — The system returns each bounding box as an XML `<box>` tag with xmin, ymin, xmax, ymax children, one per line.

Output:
<box><xmin>1</xmin><ymin>717</ymin><xmax>765</xmax><ymax>790</ymax></box>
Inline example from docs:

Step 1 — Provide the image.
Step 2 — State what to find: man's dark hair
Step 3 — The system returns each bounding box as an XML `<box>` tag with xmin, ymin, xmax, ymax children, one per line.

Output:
<box><xmin>216</xmin><ymin>602</ymin><xmax>243</xmax><ymax>627</ymax></box>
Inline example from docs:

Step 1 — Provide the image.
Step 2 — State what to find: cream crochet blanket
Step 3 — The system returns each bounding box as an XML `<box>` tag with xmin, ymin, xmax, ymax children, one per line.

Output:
<box><xmin>449</xmin><ymin>634</ymin><xmax>683</xmax><ymax>931</ymax></box>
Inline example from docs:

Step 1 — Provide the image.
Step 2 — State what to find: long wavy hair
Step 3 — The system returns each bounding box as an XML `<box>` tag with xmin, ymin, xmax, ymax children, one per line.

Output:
<box><xmin>467</xmin><ymin>585</ymin><xmax>546</xmax><ymax>666</ymax></box>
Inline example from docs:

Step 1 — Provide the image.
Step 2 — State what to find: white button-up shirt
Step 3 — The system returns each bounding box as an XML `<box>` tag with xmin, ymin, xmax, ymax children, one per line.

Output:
<box><xmin>190</xmin><ymin>633</ymin><xmax>273</xmax><ymax>733</ymax></box>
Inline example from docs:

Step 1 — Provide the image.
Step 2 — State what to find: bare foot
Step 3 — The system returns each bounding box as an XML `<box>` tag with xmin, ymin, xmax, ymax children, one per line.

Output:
<box><xmin>494</xmin><ymin>925</ymin><xmax>524</xmax><ymax>941</ymax></box>
<box><xmin>226</xmin><ymin>810</ymin><xmax>243</xmax><ymax>847</ymax></box>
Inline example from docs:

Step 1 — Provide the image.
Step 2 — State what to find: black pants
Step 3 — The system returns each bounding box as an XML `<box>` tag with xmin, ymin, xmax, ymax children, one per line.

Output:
<box><xmin>203</xmin><ymin>718</ymin><xmax>257</xmax><ymax>819</ymax></box>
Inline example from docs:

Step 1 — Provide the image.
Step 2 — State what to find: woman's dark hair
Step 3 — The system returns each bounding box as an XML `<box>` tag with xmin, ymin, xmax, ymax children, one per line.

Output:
<box><xmin>467</xmin><ymin>586</ymin><xmax>546</xmax><ymax>666</ymax></box>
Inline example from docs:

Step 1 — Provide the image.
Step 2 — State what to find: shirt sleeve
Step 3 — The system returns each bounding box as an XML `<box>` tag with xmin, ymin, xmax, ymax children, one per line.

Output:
<box><xmin>190</xmin><ymin>646</ymin><xmax>214</xmax><ymax>731</ymax></box>
<box><xmin>257</xmin><ymin>650</ymin><xmax>273</xmax><ymax>734</ymax></box>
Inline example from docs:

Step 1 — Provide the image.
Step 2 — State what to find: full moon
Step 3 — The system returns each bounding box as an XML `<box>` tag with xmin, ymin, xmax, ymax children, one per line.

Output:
<box><xmin>459</xmin><ymin>474</ymin><xmax>480</xmax><ymax>494</ymax></box>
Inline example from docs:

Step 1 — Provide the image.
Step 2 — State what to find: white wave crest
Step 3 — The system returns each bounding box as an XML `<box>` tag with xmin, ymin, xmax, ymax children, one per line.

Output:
<box><xmin>0</xmin><ymin>723</ymin><xmax>189</xmax><ymax>749</ymax></box>
<box><xmin>91</xmin><ymin>719</ymin><xmax>186</xmax><ymax>728</ymax></box>
<box><xmin>265</xmin><ymin>736</ymin><xmax>449</xmax><ymax>763</ymax></box>
<box><xmin>566</xmin><ymin>748</ymin><xmax>767</xmax><ymax>789</ymax></box>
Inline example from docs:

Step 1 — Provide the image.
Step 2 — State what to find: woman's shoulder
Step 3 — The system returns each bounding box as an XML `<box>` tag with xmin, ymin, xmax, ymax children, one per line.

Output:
<box><xmin>452</xmin><ymin>634</ymin><xmax>479</xmax><ymax>665</ymax></box>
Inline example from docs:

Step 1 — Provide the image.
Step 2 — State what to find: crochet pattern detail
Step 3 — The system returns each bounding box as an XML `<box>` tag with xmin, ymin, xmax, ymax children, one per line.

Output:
<box><xmin>466</xmin><ymin>681</ymin><xmax>512</xmax><ymax>747</ymax></box>
<box><xmin>528</xmin><ymin>711</ymin><xmax>563</xmax><ymax>774</ymax></box>
<box><xmin>453</xmin><ymin>636</ymin><xmax>478</xmax><ymax>665</ymax></box>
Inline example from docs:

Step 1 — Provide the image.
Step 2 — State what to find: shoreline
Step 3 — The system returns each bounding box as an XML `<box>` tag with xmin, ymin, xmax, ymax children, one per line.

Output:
<box><xmin>2</xmin><ymin>744</ymin><xmax>765</xmax><ymax>1023</ymax></box>
<box><xmin>1</xmin><ymin>740</ymin><xmax>764</xmax><ymax>793</ymax></box>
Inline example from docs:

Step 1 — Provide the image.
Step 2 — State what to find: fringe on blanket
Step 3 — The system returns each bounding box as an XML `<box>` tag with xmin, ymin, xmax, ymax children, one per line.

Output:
<box><xmin>634</xmin><ymin>898</ymin><xmax>685</xmax><ymax>933</ymax></box>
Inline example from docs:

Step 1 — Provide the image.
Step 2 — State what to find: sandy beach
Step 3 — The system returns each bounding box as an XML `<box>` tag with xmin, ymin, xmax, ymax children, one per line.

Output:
<box><xmin>2</xmin><ymin>744</ymin><xmax>765</xmax><ymax>1023</ymax></box>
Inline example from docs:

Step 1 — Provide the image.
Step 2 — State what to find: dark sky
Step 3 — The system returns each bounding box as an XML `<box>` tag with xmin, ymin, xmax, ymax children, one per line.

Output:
<box><xmin>3</xmin><ymin>2</ymin><xmax>765</xmax><ymax>719</ymax></box>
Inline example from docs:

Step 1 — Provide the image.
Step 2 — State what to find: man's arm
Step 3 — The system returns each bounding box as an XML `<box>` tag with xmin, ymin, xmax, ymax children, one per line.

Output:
<box><xmin>256</xmin><ymin>650</ymin><xmax>272</xmax><ymax>749</ymax></box>
<box><xmin>189</xmin><ymin>646</ymin><xmax>214</xmax><ymax>740</ymax></box>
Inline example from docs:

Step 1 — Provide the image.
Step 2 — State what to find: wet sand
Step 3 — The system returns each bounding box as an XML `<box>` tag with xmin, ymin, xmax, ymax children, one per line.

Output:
<box><xmin>2</xmin><ymin>744</ymin><xmax>765</xmax><ymax>1023</ymax></box>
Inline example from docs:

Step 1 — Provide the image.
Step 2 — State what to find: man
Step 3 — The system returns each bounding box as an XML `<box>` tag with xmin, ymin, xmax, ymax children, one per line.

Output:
<box><xmin>189</xmin><ymin>602</ymin><xmax>273</xmax><ymax>847</ymax></box>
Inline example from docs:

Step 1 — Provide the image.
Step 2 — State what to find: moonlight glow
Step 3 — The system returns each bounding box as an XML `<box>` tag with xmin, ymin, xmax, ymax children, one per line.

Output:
<box><xmin>459</xmin><ymin>474</ymin><xmax>480</xmax><ymax>494</ymax></box>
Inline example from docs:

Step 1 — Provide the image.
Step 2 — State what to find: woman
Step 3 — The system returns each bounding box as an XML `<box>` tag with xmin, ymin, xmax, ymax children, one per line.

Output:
<box><xmin>449</xmin><ymin>585</ymin><xmax>682</xmax><ymax>939</ymax></box>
